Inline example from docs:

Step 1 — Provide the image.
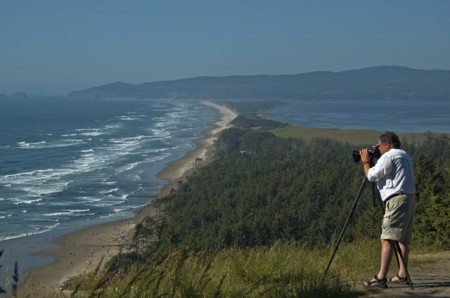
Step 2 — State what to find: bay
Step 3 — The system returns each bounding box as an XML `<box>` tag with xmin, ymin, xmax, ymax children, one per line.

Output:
<box><xmin>267</xmin><ymin>100</ymin><xmax>450</xmax><ymax>133</ymax></box>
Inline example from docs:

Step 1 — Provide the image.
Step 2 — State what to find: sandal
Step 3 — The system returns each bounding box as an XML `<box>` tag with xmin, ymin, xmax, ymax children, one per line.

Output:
<box><xmin>388</xmin><ymin>274</ymin><xmax>409</xmax><ymax>284</ymax></box>
<box><xmin>362</xmin><ymin>275</ymin><xmax>388</xmax><ymax>288</ymax></box>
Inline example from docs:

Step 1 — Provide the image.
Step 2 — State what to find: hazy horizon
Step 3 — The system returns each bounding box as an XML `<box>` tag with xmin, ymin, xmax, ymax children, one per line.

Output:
<box><xmin>1</xmin><ymin>0</ymin><xmax>450</xmax><ymax>95</ymax></box>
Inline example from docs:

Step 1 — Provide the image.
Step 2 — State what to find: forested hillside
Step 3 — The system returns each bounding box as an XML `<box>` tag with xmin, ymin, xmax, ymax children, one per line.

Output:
<box><xmin>155</xmin><ymin>116</ymin><xmax>449</xmax><ymax>251</ymax></box>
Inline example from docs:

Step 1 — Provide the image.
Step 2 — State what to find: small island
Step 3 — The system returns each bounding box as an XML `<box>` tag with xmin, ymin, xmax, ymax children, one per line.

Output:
<box><xmin>10</xmin><ymin>92</ymin><xmax>29</xmax><ymax>99</ymax></box>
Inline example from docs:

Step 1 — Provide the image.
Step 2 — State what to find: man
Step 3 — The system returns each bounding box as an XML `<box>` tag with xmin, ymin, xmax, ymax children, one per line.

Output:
<box><xmin>360</xmin><ymin>131</ymin><xmax>416</xmax><ymax>288</ymax></box>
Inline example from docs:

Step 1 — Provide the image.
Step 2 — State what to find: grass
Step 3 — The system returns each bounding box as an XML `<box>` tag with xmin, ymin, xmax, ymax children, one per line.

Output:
<box><xmin>62</xmin><ymin>240</ymin><xmax>389</xmax><ymax>297</ymax></box>
<box><xmin>16</xmin><ymin>238</ymin><xmax>439</xmax><ymax>297</ymax></box>
<box><xmin>271</xmin><ymin>125</ymin><xmax>448</xmax><ymax>146</ymax></box>
<box><xmin>0</xmin><ymin>249</ymin><xmax>19</xmax><ymax>297</ymax></box>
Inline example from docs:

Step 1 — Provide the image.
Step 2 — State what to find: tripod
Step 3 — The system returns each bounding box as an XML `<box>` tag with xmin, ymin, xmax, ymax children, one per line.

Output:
<box><xmin>320</xmin><ymin>176</ymin><xmax>414</xmax><ymax>290</ymax></box>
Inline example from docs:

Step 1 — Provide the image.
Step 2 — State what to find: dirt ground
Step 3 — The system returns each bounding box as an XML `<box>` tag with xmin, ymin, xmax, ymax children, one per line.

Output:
<box><xmin>357</xmin><ymin>251</ymin><xmax>450</xmax><ymax>297</ymax></box>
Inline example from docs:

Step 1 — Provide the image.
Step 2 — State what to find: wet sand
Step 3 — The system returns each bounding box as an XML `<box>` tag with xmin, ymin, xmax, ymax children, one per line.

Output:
<box><xmin>20</xmin><ymin>101</ymin><xmax>238</xmax><ymax>295</ymax></box>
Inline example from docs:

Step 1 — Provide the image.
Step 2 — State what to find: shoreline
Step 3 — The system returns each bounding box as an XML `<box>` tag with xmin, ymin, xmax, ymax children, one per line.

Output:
<box><xmin>20</xmin><ymin>101</ymin><xmax>238</xmax><ymax>295</ymax></box>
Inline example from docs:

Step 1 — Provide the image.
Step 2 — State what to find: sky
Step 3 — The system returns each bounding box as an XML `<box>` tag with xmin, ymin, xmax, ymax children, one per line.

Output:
<box><xmin>1</xmin><ymin>0</ymin><xmax>450</xmax><ymax>95</ymax></box>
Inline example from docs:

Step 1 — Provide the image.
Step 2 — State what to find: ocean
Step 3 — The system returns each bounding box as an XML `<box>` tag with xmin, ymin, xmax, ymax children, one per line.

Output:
<box><xmin>267</xmin><ymin>100</ymin><xmax>450</xmax><ymax>133</ymax></box>
<box><xmin>0</xmin><ymin>98</ymin><xmax>218</xmax><ymax>243</ymax></box>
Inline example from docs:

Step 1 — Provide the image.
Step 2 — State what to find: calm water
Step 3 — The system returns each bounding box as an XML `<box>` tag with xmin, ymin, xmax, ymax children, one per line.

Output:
<box><xmin>267</xmin><ymin>100</ymin><xmax>450</xmax><ymax>133</ymax></box>
<box><xmin>0</xmin><ymin>98</ymin><xmax>218</xmax><ymax>242</ymax></box>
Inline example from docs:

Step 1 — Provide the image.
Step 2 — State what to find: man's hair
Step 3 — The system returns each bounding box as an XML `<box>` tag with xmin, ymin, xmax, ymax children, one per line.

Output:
<box><xmin>379</xmin><ymin>131</ymin><xmax>401</xmax><ymax>149</ymax></box>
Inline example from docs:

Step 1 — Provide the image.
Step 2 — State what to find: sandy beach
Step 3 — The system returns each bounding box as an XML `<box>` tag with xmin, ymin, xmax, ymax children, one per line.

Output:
<box><xmin>19</xmin><ymin>101</ymin><xmax>238</xmax><ymax>296</ymax></box>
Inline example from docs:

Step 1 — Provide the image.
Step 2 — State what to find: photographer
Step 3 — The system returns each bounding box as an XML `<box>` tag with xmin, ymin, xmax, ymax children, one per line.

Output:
<box><xmin>360</xmin><ymin>131</ymin><xmax>416</xmax><ymax>288</ymax></box>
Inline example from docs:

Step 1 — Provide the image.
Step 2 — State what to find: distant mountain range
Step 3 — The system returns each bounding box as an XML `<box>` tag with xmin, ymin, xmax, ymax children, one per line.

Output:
<box><xmin>68</xmin><ymin>66</ymin><xmax>450</xmax><ymax>101</ymax></box>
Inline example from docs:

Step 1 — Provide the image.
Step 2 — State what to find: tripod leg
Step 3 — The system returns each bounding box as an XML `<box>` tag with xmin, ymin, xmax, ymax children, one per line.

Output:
<box><xmin>392</xmin><ymin>244</ymin><xmax>400</xmax><ymax>268</ymax></box>
<box><xmin>371</xmin><ymin>183</ymin><xmax>377</xmax><ymax>208</ymax></box>
<box><xmin>321</xmin><ymin>177</ymin><xmax>367</xmax><ymax>282</ymax></box>
<box><xmin>394</xmin><ymin>241</ymin><xmax>414</xmax><ymax>290</ymax></box>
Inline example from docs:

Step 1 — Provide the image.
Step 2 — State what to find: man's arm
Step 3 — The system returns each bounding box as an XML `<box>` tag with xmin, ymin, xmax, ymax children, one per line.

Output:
<box><xmin>360</xmin><ymin>149</ymin><xmax>371</xmax><ymax>178</ymax></box>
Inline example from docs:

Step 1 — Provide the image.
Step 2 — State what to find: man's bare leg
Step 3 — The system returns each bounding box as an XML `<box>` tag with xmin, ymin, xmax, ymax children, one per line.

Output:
<box><xmin>377</xmin><ymin>239</ymin><xmax>394</xmax><ymax>279</ymax></box>
<box><xmin>362</xmin><ymin>239</ymin><xmax>392</xmax><ymax>286</ymax></box>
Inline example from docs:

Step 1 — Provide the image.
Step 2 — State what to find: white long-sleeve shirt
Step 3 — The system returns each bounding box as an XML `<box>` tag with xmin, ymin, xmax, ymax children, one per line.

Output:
<box><xmin>367</xmin><ymin>148</ymin><xmax>416</xmax><ymax>201</ymax></box>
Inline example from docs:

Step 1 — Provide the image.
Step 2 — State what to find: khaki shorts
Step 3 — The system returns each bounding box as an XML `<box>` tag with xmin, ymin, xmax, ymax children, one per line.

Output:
<box><xmin>381</xmin><ymin>194</ymin><xmax>416</xmax><ymax>243</ymax></box>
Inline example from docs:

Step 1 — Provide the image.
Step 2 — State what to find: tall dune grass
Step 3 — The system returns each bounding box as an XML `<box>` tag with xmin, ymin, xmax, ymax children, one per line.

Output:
<box><xmin>68</xmin><ymin>240</ymin><xmax>387</xmax><ymax>297</ymax></box>
<box><xmin>18</xmin><ymin>239</ymin><xmax>431</xmax><ymax>297</ymax></box>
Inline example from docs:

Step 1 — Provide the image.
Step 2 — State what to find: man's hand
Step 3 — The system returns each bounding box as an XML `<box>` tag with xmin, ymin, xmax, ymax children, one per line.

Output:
<box><xmin>360</xmin><ymin>149</ymin><xmax>370</xmax><ymax>163</ymax></box>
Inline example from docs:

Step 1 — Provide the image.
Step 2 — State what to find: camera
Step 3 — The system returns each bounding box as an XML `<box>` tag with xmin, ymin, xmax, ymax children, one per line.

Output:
<box><xmin>352</xmin><ymin>145</ymin><xmax>381</xmax><ymax>163</ymax></box>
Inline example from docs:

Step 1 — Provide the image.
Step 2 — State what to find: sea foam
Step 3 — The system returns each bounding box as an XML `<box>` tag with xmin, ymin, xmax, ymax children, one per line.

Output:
<box><xmin>0</xmin><ymin>98</ymin><xmax>218</xmax><ymax>242</ymax></box>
